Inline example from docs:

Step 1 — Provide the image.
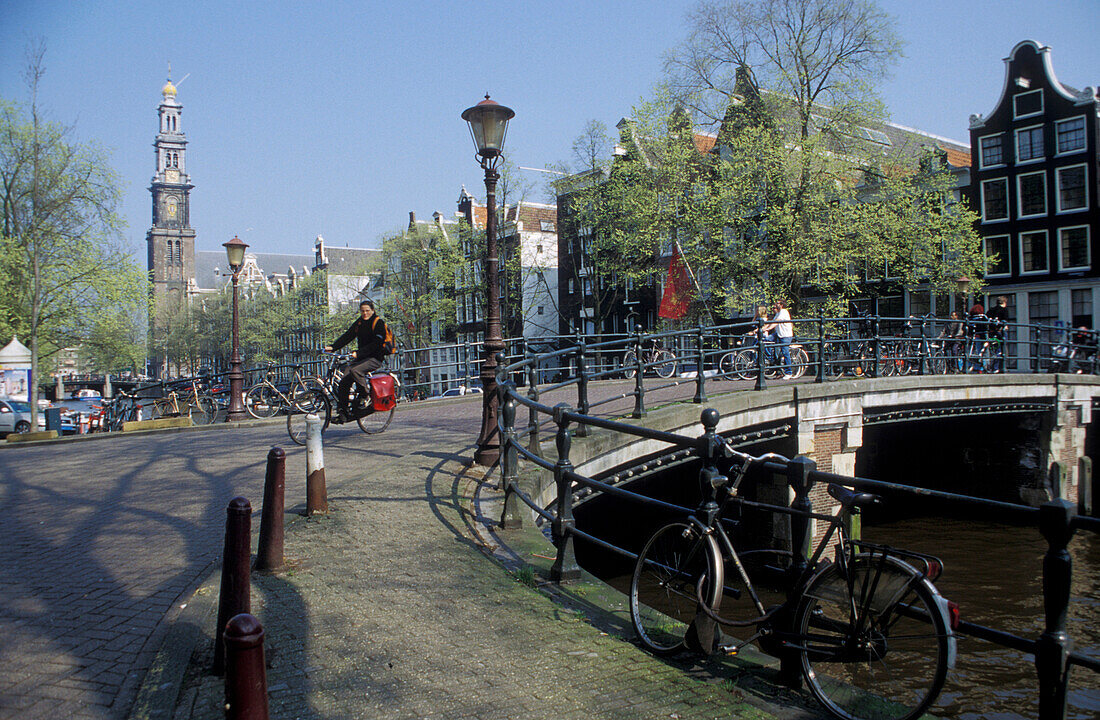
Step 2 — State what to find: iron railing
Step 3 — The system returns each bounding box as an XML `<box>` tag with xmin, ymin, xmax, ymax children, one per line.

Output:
<box><xmin>494</xmin><ymin>322</ymin><xmax>1100</xmax><ymax>720</ymax></box>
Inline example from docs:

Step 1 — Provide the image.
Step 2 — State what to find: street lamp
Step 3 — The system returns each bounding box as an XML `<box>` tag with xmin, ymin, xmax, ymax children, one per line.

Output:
<box><xmin>956</xmin><ymin>275</ymin><xmax>971</xmax><ymax>312</ymax></box>
<box><xmin>223</xmin><ymin>235</ymin><xmax>249</xmax><ymax>421</ymax></box>
<box><xmin>462</xmin><ymin>94</ymin><xmax>514</xmax><ymax>466</ymax></box>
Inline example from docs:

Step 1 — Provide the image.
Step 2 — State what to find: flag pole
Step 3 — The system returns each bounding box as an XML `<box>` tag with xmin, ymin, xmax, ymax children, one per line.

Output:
<box><xmin>672</xmin><ymin>239</ymin><xmax>715</xmax><ymax>326</ymax></box>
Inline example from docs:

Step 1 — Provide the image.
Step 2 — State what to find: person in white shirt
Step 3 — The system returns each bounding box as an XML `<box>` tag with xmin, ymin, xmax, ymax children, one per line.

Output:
<box><xmin>763</xmin><ymin>299</ymin><xmax>794</xmax><ymax>378</ymax></box>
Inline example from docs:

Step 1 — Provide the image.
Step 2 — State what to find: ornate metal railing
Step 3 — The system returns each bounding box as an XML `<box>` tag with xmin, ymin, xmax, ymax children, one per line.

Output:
<box><xmin>493</xmin><ymin>322</ymin><xmax>1100</xmax><ymax>720</ymax></box>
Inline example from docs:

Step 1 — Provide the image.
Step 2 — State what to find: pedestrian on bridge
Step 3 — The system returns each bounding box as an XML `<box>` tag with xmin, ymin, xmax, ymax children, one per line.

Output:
<box><xmin>763</xmin><ymin>300</ymin><xmax>794</xmax><ymax>379</ymax></box>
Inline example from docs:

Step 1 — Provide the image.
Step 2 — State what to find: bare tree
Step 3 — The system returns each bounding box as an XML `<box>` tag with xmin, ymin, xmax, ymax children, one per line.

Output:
<box><xmin>664</xmin><ymin>0</ymin><xmax>903</xmax><ymax>136</ymax></box>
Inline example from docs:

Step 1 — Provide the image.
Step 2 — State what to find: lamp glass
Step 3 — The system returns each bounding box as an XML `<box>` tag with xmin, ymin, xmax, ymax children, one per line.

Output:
<box><xmin>462</xmin><ymin>101</ymin><xmax>514</xmax><ymax>157</ymax></box>
<box><xmin>223</xmin><ymin>237</ymin><xmax>248</xmax><ymax>269</ymax></box>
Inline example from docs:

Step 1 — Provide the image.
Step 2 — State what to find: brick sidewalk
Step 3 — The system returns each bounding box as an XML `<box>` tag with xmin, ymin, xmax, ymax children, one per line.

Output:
<box><xmin>171</xmin><ymin>444</ymin><xmax>825</xmax><ymax>720</ymax></box>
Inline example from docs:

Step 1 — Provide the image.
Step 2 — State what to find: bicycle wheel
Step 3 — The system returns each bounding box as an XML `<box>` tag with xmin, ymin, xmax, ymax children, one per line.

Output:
<box><xmin>653</xmin><ymin>349</ymin><xmax>677</xmax><ymax>378</ymax></box>
<box><xmin>189</xmin><ymin>395</ymin><xmax>218</xmax><ymax>425</ymax></box>
<box><xmin>630</xmin><ymin>522</ymin><xmax>724</xmax><ymax>655</ymax></box>
<box><xmin>980</xmin><ymin>343</ymin><xmax>997</xmax><ymax>374</ymax></box>
<box><xmin>717</xmin><ymin>351</ymin><xmax>738</xmax><ymax>379</ymax></box>
<box><xmin>622</xmin><ymin>350</ymin><xmax>638</xmax><ymax>379</ymax></box>
<box><xmin>822</xmin><ymin>342</ymin><xmax>846</xmax><ymax>381</ymax></box>
<box><xmin>734</xmin><ymin>348</ymin><xmax>758</xmax><ymax>380</ymax></box>
<box><xmin>796</xmin><ymin>555</ymin><xmax>950</xmax><ymax>720</ymax></box>
<box><xmin>355</xmin><ymin>394</ymin><xmax>395</xmax><ymax>435</ymax></box>
<box><xmin>287</xmin><ymin>389</ymin><xmax>331</xmax><ymax>446</ymax></box>
<box><xmin>790</xmin><ymin>347</ymin><xmax>810</xmax><ymax>379</ymax></box>
<box><xmin>244</xmin><ymin>385</ymin><xmax>280</xmax><ymax>419</ymax></box>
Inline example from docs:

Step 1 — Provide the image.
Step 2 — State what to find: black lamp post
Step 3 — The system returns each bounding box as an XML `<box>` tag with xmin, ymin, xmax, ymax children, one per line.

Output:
<box><xmin>223</xmin><ymin>235</ymin><xmax>249</xmax><ymax>421</ymax></box>
<box><xmin>462</xmin><ymin>94</ymin><xmax>514</xmax><ymax>466</ymax></box>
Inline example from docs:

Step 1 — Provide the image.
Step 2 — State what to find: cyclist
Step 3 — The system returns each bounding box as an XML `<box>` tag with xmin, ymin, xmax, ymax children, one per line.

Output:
<box><xmin>324</xmin><ymin>299</ymin><xmax>389</xmax><ymax>423</ymax></box>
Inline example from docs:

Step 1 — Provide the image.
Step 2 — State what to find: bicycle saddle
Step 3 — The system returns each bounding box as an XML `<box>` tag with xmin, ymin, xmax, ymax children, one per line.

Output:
<box><xmin>827</xmin><ymin>483</ymin><xmax>879</xmax><ymax>508</ymax></box>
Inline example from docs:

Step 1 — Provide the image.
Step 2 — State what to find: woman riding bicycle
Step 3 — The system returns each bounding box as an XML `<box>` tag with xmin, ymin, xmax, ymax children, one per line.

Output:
<box><xmin>324</xmin><ymin>299</ymin><xmax>388</xmax><ymax>423</ymax></box>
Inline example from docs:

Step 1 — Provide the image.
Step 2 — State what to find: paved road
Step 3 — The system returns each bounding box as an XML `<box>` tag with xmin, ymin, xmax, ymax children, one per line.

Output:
<box><xmin>0</xmin><ymin>397</ymin><xmax>484</xmax><ymax>720</ymax></box>
<box><xmin>0</xmin><ymin>376</ymin><xmax>781</xmax><ymax>719</ymax></box>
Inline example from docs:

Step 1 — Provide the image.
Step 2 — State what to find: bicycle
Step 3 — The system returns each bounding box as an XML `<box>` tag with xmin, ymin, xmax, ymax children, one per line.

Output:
<box><xmin>629</xmin><ymin>446</ymin><xmax>957</xmax><ymax>720</ymax></box>
<box><xmin>318</xmin><ymin>351</ymin><xmax>399</xmax><ymax>436</ymax></box>
<box><xmin>150</xmin><ymin>378</ymin><xmax>218</xmax><ymax>425</ymax></box>
<box><xmin>963</xmin><ymin>314</ymin><xmax>1005</xmax><ymax>374</ymax></box>
<box><xmin>623</xmin><ymin>339</ymin><xmax>678</xmax><ymax>379</ymax></box>
<box><xmin>718</xmin><ymin>334</ymin><xmax>809</xmax><ymax>380</ymax></box>
<box><xmin>244</xmin><ymin>363</ymin><xmax>326</xmax><ymax>419</ymax></box>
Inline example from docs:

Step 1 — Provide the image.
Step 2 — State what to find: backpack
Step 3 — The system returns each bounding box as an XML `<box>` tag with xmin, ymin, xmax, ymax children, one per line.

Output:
<box><xmin>372</xmin><ymin>316</ymin><xmax>396</xmax><ymax>355</ymax></box>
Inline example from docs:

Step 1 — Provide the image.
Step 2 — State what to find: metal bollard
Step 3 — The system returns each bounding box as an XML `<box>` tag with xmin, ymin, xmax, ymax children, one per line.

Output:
<box><xmin>305</xmin><ymin>414</ymin><xmax>328</xmax><ymax>515</ymax></box>
<box><xmin>254</xmin><ymin>447</ymin><xmax>286</xmax><ymax>572</ymax></box>
<box><xmin>213</xmin><ymin>497</ymin><xmax>252</xmax><ymax>675</ymax></box>
<box><xmin>224</xmin><ymin>613</ymin><xmax>269</xmax><ymax>720</ymax></box>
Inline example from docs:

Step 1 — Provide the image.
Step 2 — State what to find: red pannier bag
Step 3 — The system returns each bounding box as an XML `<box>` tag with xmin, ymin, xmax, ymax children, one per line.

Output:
<box><xmin>369</xmin><ymin>374</ymin><xmax>396</xmax><ymax>412</ymax></box>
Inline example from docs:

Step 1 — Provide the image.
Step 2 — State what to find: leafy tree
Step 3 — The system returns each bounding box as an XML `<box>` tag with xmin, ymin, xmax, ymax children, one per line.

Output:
<box><xmin>0</xmin><ymin>42</ymin><xmax>147</xmax><ymax>420</ymax></box>
<box><xmin>378</xmin><ymin>221</ymin><xmax>462</xmax><ymax>384</ymax></box>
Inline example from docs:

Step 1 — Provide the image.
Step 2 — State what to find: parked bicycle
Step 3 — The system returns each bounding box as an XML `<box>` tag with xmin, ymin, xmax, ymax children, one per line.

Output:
<box><xmin>623</xmin><ymin>339</ymin><xmax>678</xmax><ymax>379</ymax></box>
<box><xmin>718</xmin><ymin>333</ymin><xmax>809</xmax><ymax>380</ymax></box>
<box><xmin>150</xmin><ymin>378</ymin><xmax>218</xmax><ymax>425</ymax></box>
<box><xmin>630</xmin><ymin>445</ymin><xmax>957</xmax><ymax>720</ymax></box>
<box><xmin>963</xmin><ymin>314</ymin><xmax>1005</xmax><ymax>374</ymax></box>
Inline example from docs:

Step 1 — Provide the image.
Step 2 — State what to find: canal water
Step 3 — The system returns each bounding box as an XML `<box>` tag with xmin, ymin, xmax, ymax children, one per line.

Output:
<box><xmin>573</xmin><ymin>471</ymin><xmax>1100</xmax><ymax>719</ymax></box>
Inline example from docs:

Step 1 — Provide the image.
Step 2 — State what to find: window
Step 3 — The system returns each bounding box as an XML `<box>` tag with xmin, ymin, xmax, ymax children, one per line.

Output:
<box><xmin>984</xmin><ymin>235</ymin><xmax>1011</xmax><ymax>276</ymax></box>
<box><xmin>981</xmin><ymin>178</ymin><xmax>1008</xmax><ymax>222</ymax></box>
<box><xmin>1029</xmin><ymin>290</ymin><xmax>1058</xmax><ymax>328</ymax></box>
<box><xmin>1013</xmin><ymin>89</ymin><xmax>1043</xmax><ymax>119</ymax></box>
<box><xmin>979</xmin><ymin>135</ymin><xmax>1004</xmax><ymax>167</ymax></box>
<box><xmin>1056</xmin><ymin>165</ymin><xmax>1087</xmax><ymax>212</ymax></box>
<box><xmin>1056</xmin><ymin>117</ymin><xmax>1086</xmax><ymax>154</ymax></box>
<box><xmin>1059</xmin><ymin>226</ymin><xmax>1090</xmax><ymax>271</ymax></box>
<box><xmin>1017</xmin><ymin>172</ymin><xmax>1046</xmax><ymax>218</ymax></box>
<box><xmin>1016</xmin><ymin>126</ymin><xmax>1044</xmax><ymax>162</ymax></box>
<box><xmin>537</xmin><ymin>305</ymin><xmax>545</xmax><ymax>316</ymax></box>
<box><xmin>567</xmin><ymin>278</ymin><xmax>574</xmax><ymax>294</ymax></box>
<box><xmin>1072</xmin><ymin>288</ymin><xmax>1092</xmax><ymax>328</ymax></box>
<box><xmin>1020</xmin><ymin>230</ymin><xmax>1049</xmax><ymax>274</ymax></box>
<box><xmin>540</xmin><ymin>220</ymin><xmax>555</xmax><ymax>232</ymax></box>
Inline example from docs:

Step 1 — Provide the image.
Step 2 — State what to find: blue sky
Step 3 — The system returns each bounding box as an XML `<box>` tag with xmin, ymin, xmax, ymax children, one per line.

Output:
<box><xmin>1</xmin><ymin>0</ymin><xmax>1098</xmax><ymax>259</ymax></box>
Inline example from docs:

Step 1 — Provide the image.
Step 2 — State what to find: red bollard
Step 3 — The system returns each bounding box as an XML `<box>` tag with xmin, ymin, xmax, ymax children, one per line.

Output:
<box><xmin>254</xmin><ymin>448</ymin><xmax>286</xmax><ymax>572</ymax></box>
<box><xmin>213</xmin><ymin>496</ymin><xmax>252</xmax><ymax>675</ymax></box>
<box><xmin>224</xmin><ymin>613</ymin><xmax>269</xmax><ymax>720</ymax></box>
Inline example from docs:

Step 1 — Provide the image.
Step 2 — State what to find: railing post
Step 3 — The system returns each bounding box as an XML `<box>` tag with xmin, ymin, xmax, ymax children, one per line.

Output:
<box><xmin>574</xmin><ymin>341</ymin><xmax>590</xmax><ymax>438</ymax></box>
<box><xmin>754</xmin><ymin>317</ymin><xmax>767</xmax><ymax>391</ymax></box>
<box><xmin>254</xmin><ymin>447</ymin><xmax>285</xmax><ymax>572</ymax></box>
<box><xmin>685</xmin><ymin>408</ymin><xmax>722</xmax><ymax>655</ymax></box>
<box><xmin>500</xmin><ymin>382</ymin><xmax>523</xmax><ymax>529</ymax></box>
<box><xmin>815</xmin><ymin>309</ymin><xmax>826</xmax><ymax>384</ymax></box>
<box><xmin>213</xmin><ymin>497</ymin><xmax>252</xmax><ymax>675</ymax></box>
<box><xmin>694</xmin><ymin>326</ymin><xmax>708</xmax><ymax>404</ymax></box>
<box><xmin>463</xmin><ymin>340</ymin><xmax>472</xmax><ymax>389</ymax></box>
<box><xmin>526</xmin><ymin>362</ymin><xmax>541</xmax><ymax>456</ymax></box>
<box><xmin>780</xmin><ymin>455</ymin><xmax>816</xmax><ymax>689</ymax></box>
<box><xmin>550</xmin><ymin>404</ymin><xmax>581</xmax><ymax>583</ymax></box>
<box><xmin>632</xmin><ymin>325</ymin><xmax>646</xmax><ymax>418</ymax></box>
<box><xmin>1036</xmin><ymin>499</ymin><xmax>1076</xmax><ymax>720</ymax></box>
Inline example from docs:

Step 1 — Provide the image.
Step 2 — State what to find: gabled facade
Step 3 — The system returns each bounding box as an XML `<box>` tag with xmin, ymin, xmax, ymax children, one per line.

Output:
<box><xmin>969</xmin><ymin>40</ymin><xmax>1100</xmax><ymax>346</ymax></box>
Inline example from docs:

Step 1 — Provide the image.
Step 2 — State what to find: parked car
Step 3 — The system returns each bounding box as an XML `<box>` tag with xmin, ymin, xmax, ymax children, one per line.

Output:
<box><xmin>0</xmin><ymin>397</ymin><xmax>43</xmax><ymax>436</ymax></box>
<box><xmin>441</xmin><ymin>386</ymin><xmax>483</xmax><ymax>398</ymax></box>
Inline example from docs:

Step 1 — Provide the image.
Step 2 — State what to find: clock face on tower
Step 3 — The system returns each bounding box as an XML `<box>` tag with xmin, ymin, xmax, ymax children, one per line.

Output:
<box><xmin>166</xmin><ymin>168</ymin><xmax>180</xmax><ymax>183</ymax></box>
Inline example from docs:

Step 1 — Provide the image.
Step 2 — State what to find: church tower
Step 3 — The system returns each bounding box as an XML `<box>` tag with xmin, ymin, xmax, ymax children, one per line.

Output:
<box><xmin>146</xmin><ymin>76</ymin><xmax>196</xmax><ymax>319</ymax></box>
<box><xmin>146</xmin><ymin>76</ymin><xmax>196</xmax><ymax>376</ymax></box>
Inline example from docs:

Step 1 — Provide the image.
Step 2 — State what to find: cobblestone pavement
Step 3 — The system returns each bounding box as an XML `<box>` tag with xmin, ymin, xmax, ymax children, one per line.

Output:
<box><xmin>1</xmin><ymin>381</ymin><xmax>822</xmax><ymax>720</ymax></box>
<box><xmin>0</xmin><ymin>398</ymin><xmax>489</xmax><ymax>720</ymax></box>
<box><xmin>172</xmin><ymin>422</ymin><xmax>826</xmax><ymax>720</ymax></box>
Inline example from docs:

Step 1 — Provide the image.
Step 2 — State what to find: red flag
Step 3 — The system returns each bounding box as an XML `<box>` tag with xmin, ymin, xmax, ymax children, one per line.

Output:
<box><xmin>658</xmin><ymin>247</ymin><xmax>692</xmax><ymax>319</ymax></box>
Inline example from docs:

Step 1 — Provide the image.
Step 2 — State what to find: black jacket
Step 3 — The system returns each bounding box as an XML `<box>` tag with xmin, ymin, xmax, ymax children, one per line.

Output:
<box><xmin>332</xmin><ymin>315</ymin><xmax>388</xmax><ymax>362</ymax></box>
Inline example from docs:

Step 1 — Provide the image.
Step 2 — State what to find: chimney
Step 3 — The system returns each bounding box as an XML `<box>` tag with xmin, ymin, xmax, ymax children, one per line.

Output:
<box><xmin>409</xmin><ymin>211</ymin><xmax>416</xmax><ymax>230</ymax></box>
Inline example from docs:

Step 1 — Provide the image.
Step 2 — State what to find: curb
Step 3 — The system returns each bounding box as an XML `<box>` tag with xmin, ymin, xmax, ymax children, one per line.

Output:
<box><xmin>127</xmin><ymin>567</ymin><xmax>220</xmax><ymax>720</ymax></box>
